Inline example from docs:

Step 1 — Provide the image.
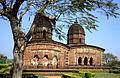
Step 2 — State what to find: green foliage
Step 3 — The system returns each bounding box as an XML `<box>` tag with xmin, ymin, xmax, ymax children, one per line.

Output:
<box><xmin>0</xmin><ymin>60</ymin><xmax>5</xmax><ymax>64</ymax></box>
<box><xmin>109</xmin><ymin>66</ymin><xmax>120</xmax><ymax>74</ymax></box>
<box><xmin>0</xmin><ymin>68</ymin><xmax>10</xmax><ymax>73</ymax></box>
<box><xmin>22</xmin><ymin>73</ymin><xmax>38</xmax><ymax>78</ymax></box>
<box><xmin>85</xmin><ymin>72</ymin><xmax>92</xmax><ymax>78</ymax></box>
<box><xmin>1</xmin><ymin>0</ymin><xmax>119</xmax><ymax>40</ymax></box>
<box><xmin>79</xmin><ymin>71</ymin><xmax>85</xmax><ymax>77</ymax></box>
<box><xmin>0</xmin><ymin>73</ymin><xmax>12</xmax><ymax>78</ymax></box>
<box><xmin>6</xmin><ymin>59</ymin><xmax>13</xmax><ymax>64</ymax></box>
<box><xmin>95</xmin><ymin>73</ymin><xmax>120</xmax><ymax>78</ymax></box>
<box><xmin>80</xmin><ymin>69</ymin><xmax>109</xmax><ymax>73</ymax></box>
<box><xmin>104</xmin><ymin>53</ymin><xmax>120</xmax><ymax>66</ymax></box>
<box><xmin>0</xmin><ymin>54</ymin><xmax>13</xmax><ymax>64</ymax></box>
<box><xmin>0</xmin><ymin>0</ymin><xmax>120</xmax><ymax>78</ymax></box>
<box><xmin>62</xmin><ymin>72</ymin><xmax>95</xmax><ymax>78</ymax></box>
<box><xmin>0</xmin><ymin>54</ymin><xmax>7</xmax><ymax>64</ymax></box>
<box><xmin>0</xmin><ymin>64</ymin><xmax>12</xmax><ymax>74</ymax></box>
<box><xmin>0</xmin><ymin>64</ymin><xmax>12</xmax><ymax>69</ymax></box>
<box><xmin>112</xmin><ymin>66</ymin><xmax>120</xmax><ymax>69</ymax></box>
<box><xmin>91</xmin><ymin>73</ymin><xmax>96</xmax><ymax>77</ymax></box>
<box><xmin>62</xmin><ymin>73</ymin><xmax>81</xmax><ymax>78</ymax></box>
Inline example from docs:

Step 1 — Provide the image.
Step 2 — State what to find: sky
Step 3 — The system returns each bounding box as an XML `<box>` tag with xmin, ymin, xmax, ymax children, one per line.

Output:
<box><xmin>0</xmin><ymin>0</ymin><xmax>120</xmax><ymax>59</ymax></box>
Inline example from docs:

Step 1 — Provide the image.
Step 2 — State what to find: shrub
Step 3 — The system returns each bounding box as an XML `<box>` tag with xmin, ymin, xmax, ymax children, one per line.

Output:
<box><xmin>22</xmin><ymin>73</ymin><xmax>38</xmax><ymax>78</ymax></box>
<box><xmin>80</xmin><ymin>69</ymin><xmax>109</xmax><ymax>73</ymax></box>
<box><xmin>0</xmin><ymin>68</ymin><xmax>8</xmax><ymax>73</ymax></box>
<box><xmin>109</xmin><ymin>66</ymin><xmax>120</xmax><ymax>74</ymax></box>
<box><xmin>109</xmin><ymin>69</ymin><xmax>112</xmax><ymax>73</ymax></box>
<box><xmin>0</xmin><ymin>64</ymin><xmax>12</xmax><ymax>74</ymax></box>
<box><xmin>112</xmin><ymin>69</ymin><xmax>120</xmax><ymax>74</ymax></box>
<box><xmin>62</xmin><ymin>73</ymin><xmax>82</xmax><ymax>78</ymax></box>
<box><xmin>62</xmin><ymin>73</ymin><xmax>72</xmax><ymax>78</ymax></box>
<box><xmin>85</xmin><ymin>72</ymin><xmax>92</xmax><ymax>78</ymax></box>
<box><xmin>0</xmin><ymin>64</ymin><xmax>11</xmax><ymax>69</ymax></box>
<box><xmin>79</xmin><ymin>71</ymin><xmax>95</xmax><ymax>78</ymax></box>
<box><xmin>62</xmin><ymin>72</ymin><xmax>95</xmax><ymax>78</ymax></box>
<box><xmin>112</xmin><ymin>66</ymin><xmax>120</xmax><ymax>70</ymax></box>
<box><xmin>91</xmin><ymin>73</ymin><xmax>95</xmax><ymax>77</ymax></box>
<box><xmin>79</xmin><ymin>71</ymin><xmax>85</xmax><ymax>77</ymax></box>
<box><xmin>0</xmin><ymin>73</ymin><xmax>12</xmax><ymax>78</ymax></box>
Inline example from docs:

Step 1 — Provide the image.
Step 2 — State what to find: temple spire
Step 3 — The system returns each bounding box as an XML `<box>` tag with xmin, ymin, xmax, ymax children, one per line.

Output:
<box><xmin>74</xmin><ymin>18</ymin><xmax>78</xmax><ymax>23</ymax></box>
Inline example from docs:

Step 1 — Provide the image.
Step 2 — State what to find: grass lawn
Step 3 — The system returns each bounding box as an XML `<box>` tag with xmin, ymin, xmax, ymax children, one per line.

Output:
<box><xmin>94</xmin><ymin>73</ymin><xmax>120</xmax><ymax>78</ymax></box>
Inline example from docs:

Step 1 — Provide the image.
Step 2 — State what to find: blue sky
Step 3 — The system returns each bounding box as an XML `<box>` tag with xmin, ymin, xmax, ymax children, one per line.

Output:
<box><xmin>0</xmin><ymin>0</ymin><xmax>120</xmax><ymax>59</ymax></box>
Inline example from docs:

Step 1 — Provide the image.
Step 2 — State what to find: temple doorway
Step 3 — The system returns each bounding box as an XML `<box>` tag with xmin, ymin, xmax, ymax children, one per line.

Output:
<box><xmin>84</xmin><ymin>57</ymin><xmax>88</xmax><ymax>65</ymax></box>
<box><xmin>43</xmin><ymin>30</ymin><xmax>46</xmax><ymax>39</ymax></box>
<box><xmin>78</xmin><ymin>57</ymin><xmax>82</xmax><ymax>65</ymax></box>
<box><xmin>89</xmin><ymin>57</ymin><xmax>93</xmax><ymax>66</ymax></box>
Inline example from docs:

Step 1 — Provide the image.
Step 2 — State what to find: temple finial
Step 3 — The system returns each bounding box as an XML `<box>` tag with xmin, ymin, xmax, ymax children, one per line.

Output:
<box><xmin>74</xmin><ymin>18</ymin><xmax>78</xmax><ymax>23</ymax></box>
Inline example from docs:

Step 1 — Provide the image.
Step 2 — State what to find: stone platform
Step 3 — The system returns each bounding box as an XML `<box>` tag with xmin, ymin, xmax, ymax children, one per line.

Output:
<box><xmin>23</xmin><ymin>69</ymin><xmax>79</xmax><ymax>76</ymax></box>
<box><xmin>23</xmin><ymin>66</ymin><xmax>109</xmax><ymax>76</ymax></box>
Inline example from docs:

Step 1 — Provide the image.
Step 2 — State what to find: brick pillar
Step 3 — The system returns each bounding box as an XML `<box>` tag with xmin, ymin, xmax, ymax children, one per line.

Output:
<box><xmin>82</xmin><ymin>58</ymin><xmax>84</xmax><ymax>65</ymax></box>
<box><xmin>87</xmin><ymin>58</ymin><xmax>90</xmax><ymax>65</ymax></box>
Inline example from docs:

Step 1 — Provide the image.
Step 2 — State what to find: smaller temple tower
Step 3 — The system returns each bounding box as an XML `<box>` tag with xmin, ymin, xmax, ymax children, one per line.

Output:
<box><xmin>67</xmin><ymin>21</ymin><xmax>85</xmax><ymax>45</ymax></box>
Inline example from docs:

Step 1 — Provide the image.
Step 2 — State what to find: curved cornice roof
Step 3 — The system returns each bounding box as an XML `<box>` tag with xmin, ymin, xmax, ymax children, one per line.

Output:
<box><xmin>68</xmin><ymin>44</ymin><xmax>105</xmax><ymax>51</ymax></box>
<box><xmin>68</xmin><ymin>23</ymin><xmax>85</xmax><ymax>35</ymax></box>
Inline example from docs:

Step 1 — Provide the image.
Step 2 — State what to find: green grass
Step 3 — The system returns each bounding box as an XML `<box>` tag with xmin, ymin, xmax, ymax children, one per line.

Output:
<box><xmin>94</xmin><ymin>73</ymin><xmax>120</xmax><ymax>78</ymax></box>
<box><xmin>62</xmin><ymin>73</ymin><xmax>120</xmax><ymax>78</ymax></box>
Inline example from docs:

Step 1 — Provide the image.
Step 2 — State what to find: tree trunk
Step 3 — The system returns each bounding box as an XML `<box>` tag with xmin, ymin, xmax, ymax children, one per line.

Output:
<box><xmin>12</xmin><ymin>37</ymin><xmax>26</xmax><ymax>78</ymax></box>
<box><xmin>9</xmin><ymin>17</ymin><xmax>27</xmax><ymax>78</ymax></box>
<box><xmin>12</xmin><ymin>46</ymin><xmax>23</xmax><ymax>78</ymax></box>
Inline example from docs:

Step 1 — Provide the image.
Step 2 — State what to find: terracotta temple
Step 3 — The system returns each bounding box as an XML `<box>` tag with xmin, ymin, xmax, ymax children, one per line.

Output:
<box><xmin>23</xmin><ymin>13</ymin><xmax>105</xmax><ymax>69</ymax></box>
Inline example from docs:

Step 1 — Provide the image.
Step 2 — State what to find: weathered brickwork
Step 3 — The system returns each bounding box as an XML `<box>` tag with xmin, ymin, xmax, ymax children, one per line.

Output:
<box><xmin>68</xmin><ymin>46</ymin><xmax>104</xmax><ymax>66</ymax></box>
<box><xmin>23</xmin><ymin>13</ymin><xmax>105</xmax><ymax>69</ymax></box>
<box><xmin>23</xmin><ymin>41</ymin><xmax>69</xmax><ymax>69</ymax></box>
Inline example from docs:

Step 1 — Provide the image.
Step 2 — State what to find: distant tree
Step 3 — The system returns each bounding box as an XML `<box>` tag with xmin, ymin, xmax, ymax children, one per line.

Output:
<box><xmin>6</xmin><ymin>59</ymin><xmax>13</xmax><ymax>64</ymax></box>
<box><xmin>0</xmin><ymin>0</ymin><xmax>120</xmax><ymax>78</ymax></box>
<box><xmin>0</xmin><ymin>54</ymin><xmax>7</xmax><ymax>64</ymax></box>
<box><xmin>104</xmin><ymin>53</ymin><xmax>120</xmax><ymax>66</ymax></box>
<box><xmin>0</xmin><ymin>54</ymin><xmax>13</xmax><ymax>64</ymax></box>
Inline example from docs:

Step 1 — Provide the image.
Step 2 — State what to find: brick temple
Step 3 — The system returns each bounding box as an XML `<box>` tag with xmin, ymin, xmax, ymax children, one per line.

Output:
<box><xmin>23</xmin><ymin>13</ymin><xmax>105</xmax><ymax>69</ymax></box>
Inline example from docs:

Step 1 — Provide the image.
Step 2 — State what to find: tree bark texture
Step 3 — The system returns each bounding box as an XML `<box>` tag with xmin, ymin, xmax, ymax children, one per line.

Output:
<box><xmin>12</xmin><ymin>46</ymin><xmax>23</xmax><ymax>78</ymax></box>
<box><xmin>12</xmin><ymin>35</ymin><xmax>26</xmax><ymax>78</ymax></box>
<box><xmin>9</xmin><ymin>17</ymin><xmax>27</xmax><ymax>78</ymax></box>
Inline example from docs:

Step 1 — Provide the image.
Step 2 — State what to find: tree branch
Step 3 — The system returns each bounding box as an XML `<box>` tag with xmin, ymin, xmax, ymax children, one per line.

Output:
<box><xmin>19</xmin><ymin>2</ymin><xmax>32</xmax><ymax>31</ymax></box>
<box><xmin>38</xmin><ymin>0</ymin><xmax>56</xmax><ymax>13</ymax></box>
<box><xmin>0</xmin><ymin>9</ymin><xmax>4</xmax><ymax>15</ymax></box>
<box><xmin>25</xmin><ymin>24</ymin><xmax>35</xmax><ymax>42</ymax></box>
<box><xmin>0</xmin><ymin>0</ymin><xmax>7</xmax><ymax>10</ymax></box>
<box><xmin>13</xmin><ymin>0</ymin><xmax>25</xmax><ymax>16</ymax></box>
<box><xmin>0</xmin><ymin>9</ymin><xmax>9</xmax><ymax>17</ymax></box>
<box><xmin>56</xmin><ymin>12</ymin><xmax>64</xmax><ymax>21</ymax></box>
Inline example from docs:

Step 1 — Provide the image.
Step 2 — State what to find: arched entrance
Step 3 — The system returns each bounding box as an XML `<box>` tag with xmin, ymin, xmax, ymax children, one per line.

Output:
<box><xmin>34</xmin><ymin>55</ymin><xmax>39</xmax><ymax>61</ymax></box>
<box><xmin>78</xmin><ymin>57</ymin><xmax>82</xmax><ymax>65</ymax></box>
<box><xmin>44</xmin><ymin>55</ymin><xmax>48</xmax><ymax>59</ymax></box>
<box><xmin>89</xmin><ymin>57</ymin><xmax>93</xmax><ymax>66</ymax></box>
<box><xmin>43</xmin><ymin>30</ymin><xmax>46</xmax><ymax>38</ymax></box>
<box><xmin>84</xmin><ymin>57</ymin><xmax>88</xmax><ymax>65</ymax></box>
<box><xmin>30</xmin><ymin>55</ymin><xmax>39</xmax><ymax>66</ymax></box>
<box><xmin>42</xmin><ymin>55</ymin><xmax>49</xmax><ymax>68</ymax></box>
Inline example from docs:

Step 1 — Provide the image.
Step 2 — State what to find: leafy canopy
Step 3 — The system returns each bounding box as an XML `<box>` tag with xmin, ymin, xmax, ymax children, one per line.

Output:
<box><xmin>104</xmin><ymin>53</ymin><xmax>120</xmax><ymax>66</ymax></box>
<box><xmin>0</xmin><ymin>0</ymin><xmax>120</xmax><ymax>40</ymax></box>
